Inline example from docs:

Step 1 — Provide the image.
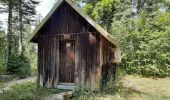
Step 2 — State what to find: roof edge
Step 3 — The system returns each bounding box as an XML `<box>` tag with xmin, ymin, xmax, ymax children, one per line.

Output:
<box><xmin>29</xmin><ymin>0</ymin><xmax>120</xmax><ymax>48</ymax></box>
<box><xmin>65</xmin><ymin>0</ymin><xmax>120</xmax><ymax>47</ymax></box>
<box><xmin>29</xmin><ymin>0</ymin><xmax>64</xmax><ymax>42</ymax></box>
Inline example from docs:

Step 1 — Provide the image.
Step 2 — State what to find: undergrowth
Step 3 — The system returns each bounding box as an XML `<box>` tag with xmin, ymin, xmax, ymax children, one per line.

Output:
<box><xmin>0</xmin><ymin>82</ymin><xmax>64</xmax><ymax>100</ymax></box>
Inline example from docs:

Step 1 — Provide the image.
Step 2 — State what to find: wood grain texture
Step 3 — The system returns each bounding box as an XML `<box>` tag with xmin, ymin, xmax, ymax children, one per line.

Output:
<box><xmin>37</xmin><ymin>2</ymin><xmax>117</xmax><ymax>89</ymax></box>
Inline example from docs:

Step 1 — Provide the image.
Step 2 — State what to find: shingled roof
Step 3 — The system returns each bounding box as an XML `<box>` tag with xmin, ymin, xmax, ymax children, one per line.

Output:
<box><xmin>30</xmin><ymin>0</ymin><xmax>120</xmax><ymax>48</ymax></box>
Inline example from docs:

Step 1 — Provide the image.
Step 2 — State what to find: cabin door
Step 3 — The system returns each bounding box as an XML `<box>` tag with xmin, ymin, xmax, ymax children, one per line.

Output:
<box><xmin>59</xmin><ymin>40</ymin><xmax>75</xmax><ymax>84</ymax></box>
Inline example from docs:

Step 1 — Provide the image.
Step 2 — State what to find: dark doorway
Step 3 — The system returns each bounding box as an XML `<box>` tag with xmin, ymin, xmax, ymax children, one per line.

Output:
<box><xmin>59</xmin><ymin>40</ymin><xmax>75</xmax><ymax>83</ymax></box>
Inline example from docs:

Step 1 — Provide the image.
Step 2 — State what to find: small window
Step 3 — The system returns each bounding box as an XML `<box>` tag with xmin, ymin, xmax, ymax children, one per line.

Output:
<box><xmin>66</xmin><ymin>43</ymin><xmax>71</xmax><ymax>47</ymax></box>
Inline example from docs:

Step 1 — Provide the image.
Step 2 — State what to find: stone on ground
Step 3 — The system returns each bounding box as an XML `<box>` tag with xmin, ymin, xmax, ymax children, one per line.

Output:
<box><xmin>44</xmin><ymin>91</ymin><xmax>73</xmax><ymax>100</ymax></box>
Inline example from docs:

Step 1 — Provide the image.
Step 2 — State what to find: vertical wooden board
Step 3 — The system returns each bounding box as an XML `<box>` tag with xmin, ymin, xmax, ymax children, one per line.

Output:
<box><xmin>42</xmin><ymin>36</ymin><xmax>46</xmax><ymax>86</ymax></box>
<box><xmin>75</xmin><ymin>35</ymin><xmax>79</xmax><ymax>84</ymax></box>
<box><xmin>40</xmin><ymin>37</ymin><xmax>44</xmax><ymax>86</ymax></box>
<box><xmin>49</xmin><ymin>37</ymin><xmax>52</xmax><ymax>87</ymax></box>
<box><xmin>56</xmin><ymin>37</ymin><xmax>60</xmax><ymax>87</ymax></box>
<box><xmin>38</xmin><ymin>37</ymin><xmax>42</xmax><ymax>86</ymax></box>
<box><xmin>100</xmin><ymin>36</ymin><xmax>103</xmax><ymax>71</ymax></box>
<box><xmin>52</xmin><ymin>37</ymin><xmax>57</xmax><ymax>87</ymax></box>
<box><xmin>81</xmin><ymin>35</ymin><xmax>86</xmax><ymax>85</ymax></box>
<box><xmin>94</xmin><ymin>34</ymin><xmax>101</xmax><ymax>89</ymax></box>
<box><xmin>77</xmin><ymin>35</ymin><xmax>81</xmax><ymax>84</ymax></box>
<box><xmin>39</xmin><ymin>2</ymin><xmax>92</xmax><ymax>36</ymax></box>
<box><xmin>41</xmin><ymin>36</ymin><xmax>44</xmax><ymax>86</ymax></box>
<box><xmin>45</xmin><ymin>37</ymin><xmax>48</xmax><ymax>87</ymax></box>
<box><xmin>52</xmin><ymin>37</ymin><xmax>55</xmax><ymax>87</ymax></box>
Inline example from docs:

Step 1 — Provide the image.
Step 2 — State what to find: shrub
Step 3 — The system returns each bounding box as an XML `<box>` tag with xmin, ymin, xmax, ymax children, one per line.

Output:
<box><xmin>0</xmin><ymin>65</ymin><xmax>6</xmax><ymax>75</ymax></box>
<box><xmin>7</xmin><ymin>55</ymin><xmax>31</xmax><ymax>78</ymax></box>
<box><xmin>72</xmin><ymin>85</ymin><xmax>89</xmax><ymax>97</ymax></box>
<box><xmin>0</xmin><ymin>58</ymin><xmax>6</xmax><ymax>75</ymax></box>
<box><xmin>0</xmin><ymin>82</ymin><xmax>4</xmax><ymax>89</ymax></box>
<box><xmin>0</xmin><ymin>82</ymin><xmax>64</xmax><ymax>100</ymax></box>
<box><xmin>71</xmin><ymin>77</ymin><xmax>123</xmax><ymax>100</ymax></box>
<box><xmin>126</xmin><ymin>65</ymin><xmax>170</xmax><ymax>78</ymax></box>
<box><xmin>72</xmin><ymin>85</ymin><xmax>99</xmax><ymax>100</ymax></box>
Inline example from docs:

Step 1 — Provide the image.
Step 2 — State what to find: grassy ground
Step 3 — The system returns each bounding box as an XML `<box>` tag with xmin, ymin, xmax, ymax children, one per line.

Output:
<box><xmin>71</xmin><ymin>75</ymin><xmax>170</xmax><ymax>100</ymax></box>
<box><xmin>0</xmin><ymin>75</ymin><xmax>170</xmax><ymax>100</ymax></box>
<box><xmin>0</xmin><ymin>82</ymin><xmax>64</xmax><ymax>100</ymax></box>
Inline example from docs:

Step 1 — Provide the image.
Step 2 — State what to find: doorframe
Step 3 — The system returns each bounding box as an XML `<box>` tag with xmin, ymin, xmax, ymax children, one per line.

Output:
<box><xmin>58</xmin><ymin>39</ymin><xmax>75</xmax><ymax>84</ymax></box>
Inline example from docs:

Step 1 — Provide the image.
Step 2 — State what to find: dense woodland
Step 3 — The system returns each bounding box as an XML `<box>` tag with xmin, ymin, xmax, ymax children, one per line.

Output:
<box><xmin>0</xmin><ymin>0</ymin><xmax>170</xmax><ymax>78</ymax></box>
<box><xmin>0</xmin><ymin>0</ymin><xmax>39</xmax><ymax>78</ymax></box>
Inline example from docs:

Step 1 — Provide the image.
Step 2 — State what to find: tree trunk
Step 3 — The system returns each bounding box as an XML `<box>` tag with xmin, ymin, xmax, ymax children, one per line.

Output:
<box><xmin>19</xmin><ymin>0</ymin><xmax>24</xmax><ymax>55</ymax></box>
<box><xmin>131</xmin><ymin>0</ymin><xmax>138</xmax><ymax>18</ymax></box>
<box><xmin>7</xmin><ymin>0</ymin><xmax>13</xmax><ymax>69</ymax></box>
<box><xmin>140</xmin><ymin>0</ymin><xmax>146</xmax><ymax>9</ymax></box>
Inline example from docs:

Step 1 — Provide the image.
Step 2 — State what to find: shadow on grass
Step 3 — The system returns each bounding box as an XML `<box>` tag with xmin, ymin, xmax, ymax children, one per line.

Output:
<box><xmin>71</xmin><ymin>85</ymin><xmax>170</xmax><ymax>100</ymax></box>
<box><xmin>0</xmin><ymin>82</ymin><xmax>66</xmax><ymax>100</ymax></box>
<box><xmin>121</xmin><ymin>87</ymin><xmax>170</xmax><ymax>99</ymax></box>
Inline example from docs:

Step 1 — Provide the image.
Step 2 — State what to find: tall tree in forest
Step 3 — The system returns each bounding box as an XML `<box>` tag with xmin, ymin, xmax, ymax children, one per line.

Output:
<box><xmin>17</xmin><ymin>0</ymin><xmax>39</xmax><ymax>55</ymax></box>
<box><xmin>7</xmin><ymin>0</ymin><xmax>13</xmax><ymax>70</ymax></box>
<box><xmin>0</xmin><ymin>0</ymin><xmax>39</xmax><ymax>76</ymax></box>
<box><xmin>0</xmin><ymin>22</ymin><xmax>6</xmax><ymax>74</ymax></box>
<box><xmin>19</xmin><ymin>0</ymin><xmax>23</xmax><ymax>55</ymax></box>
<box><xmin>0</xmin><ymin>0</ymin><xmax>20</xmax><ymax>69</ymax></box>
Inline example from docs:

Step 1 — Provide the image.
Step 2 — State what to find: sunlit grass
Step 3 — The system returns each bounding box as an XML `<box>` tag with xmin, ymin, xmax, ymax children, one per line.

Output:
<box><xmin>71</xmin><ymin>75</ymin><xmax>170</xmax><ymax>100</ymax></box>
<box><xmin>0</xmin><ymin>75</ymin><xmax>170</xmax><ymax>100</ymax></box>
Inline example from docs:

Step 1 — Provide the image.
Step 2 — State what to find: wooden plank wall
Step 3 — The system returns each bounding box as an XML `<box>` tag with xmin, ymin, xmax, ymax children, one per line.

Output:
<box><xmin>38</xmin><ymin>36</ymin><xmax>59</xmax><ymax>88</ymax></box>
<box><xmin>38</xmin><ymin>34</ymin><xmax>102</xmax><ymax>88</ymax></box>
<box><xmin>101</xmin><ymin>36</ymin><xmax>117</xmax><ymax>87</ymax></box>
<box><xmin>37</xmin><ymin>1</ymin><xmax>116</xmax><ymax>89</ymax></box>
<box><xmin>38</xmin><ymin>2</ymin><xmax>90</xmax><ymax>36</ymax></box>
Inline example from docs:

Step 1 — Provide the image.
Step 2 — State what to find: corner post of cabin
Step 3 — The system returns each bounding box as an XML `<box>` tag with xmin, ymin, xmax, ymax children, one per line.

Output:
<box><xmin>110</xmin><ymin>47</ymin><xmax>121</xmax><ymax>80</ymax></box>
<box><xmin>112</xmin><ymin>47</ymin><xmax>121</xmax><ymax>64</ymax></box>
<box><xmin>37</xmin><ymin>38</ymin><xmax>40</xmax><ymax>89</ymax></box>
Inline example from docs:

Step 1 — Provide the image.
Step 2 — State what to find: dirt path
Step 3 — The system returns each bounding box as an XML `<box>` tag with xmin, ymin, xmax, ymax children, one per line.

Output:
<box><xmin>0</xmin><ymin>76</ymin><xmax>36</xmax><ymax>93</ymax></box>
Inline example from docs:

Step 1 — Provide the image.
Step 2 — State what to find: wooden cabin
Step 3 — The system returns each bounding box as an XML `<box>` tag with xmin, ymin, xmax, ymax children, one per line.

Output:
<box><xmin>30</xmin><ymin>0</ymin><xmax>121</xmax><ymax>90</ymax></box>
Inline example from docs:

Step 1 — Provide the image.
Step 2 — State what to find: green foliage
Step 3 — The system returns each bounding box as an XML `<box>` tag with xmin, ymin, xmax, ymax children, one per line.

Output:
<box><xmin>111</xmin><ymin>3</ymin><xmax>170</xmax><ymax>77</ymax></box>
<box><xmin>0</xmin><ymin>66</ymin><xmax>6</xmax><ymax>75</ymax></box>
<box><xmin>72</xmin><ymin>85</ymin><xmax>89</xmax><ymax>98</ymax></box>
<box><xmin>127</xmin><ymin>65</ymin><xmax>170</xmax><ymax>77</ymax></box>
<box><xmin>0</xmin><ymin>82</ymin><xmax>63</xmax><ymax>100</ymax></box>
<box><xmin>83</xmin><ymin>0</ymin><xmax>119</xmax><ymax>29</ymax></box>
<box><xmin>72</xmin><ymin>77</ymin><xmax>123</xmax><ymax>100</ymax></box>
<box><xmin>82</xmin><ymin>0</ymin><xmax>170</xmax><ymax>77</ymax></box>
<box><xmin>0</xmin><ymin>0</ymin><xmax>39</xmax><ymax>76</ymax></box>
<box><xmin>7</xmin><ymin>55</ymin><xmax>31</xmax><ymax>78</ymax></box>
<box><xmin>72</xmin><ymin>85</ymin><xmax>98</xmax><ymax>100</ymax></box>
<box><xmin>0</xmin><ymin>82</ymin><xmax>4</xmax><ymax>89</ymax></box>
<box><xmin>0</xmin><ymin>23</ymin><xmax>6</xmax><ymax>75</ymax></box>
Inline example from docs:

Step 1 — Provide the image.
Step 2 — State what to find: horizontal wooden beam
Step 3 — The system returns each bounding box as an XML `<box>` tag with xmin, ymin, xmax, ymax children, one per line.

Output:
<box><xmin>39</xmin><ymin>32</ymin><xmax>96</xmax><ymax>37</ymax></box>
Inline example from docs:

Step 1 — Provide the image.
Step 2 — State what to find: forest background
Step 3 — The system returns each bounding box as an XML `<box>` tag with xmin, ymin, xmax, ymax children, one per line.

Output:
<box><xmin>0</xmin><ymin>0</ymin><xmax>169</xmax><ymax>78</ymax></box>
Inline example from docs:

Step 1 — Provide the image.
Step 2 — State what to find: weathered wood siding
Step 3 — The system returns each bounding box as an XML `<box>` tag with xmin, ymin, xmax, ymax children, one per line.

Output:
<box><xmin>37</xmin><ymin>1</ymin><xmax>116</xmax><ymax>89</ymax></box>
<box><xmin>38</xmin><ymin>36</ymin><xmax>59</xmax><ymax>88</ymax></box>
<box><xmin>38</xmin><ymin>2</ymin><xmax>93</xmax><ymax>36</ymax></box>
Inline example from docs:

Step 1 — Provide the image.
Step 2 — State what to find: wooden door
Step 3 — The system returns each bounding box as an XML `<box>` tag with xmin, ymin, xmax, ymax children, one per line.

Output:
<box><xmin>59</xmin><ymin>40</ymin><xmax>75</xmax><ymax>83</ymax></box>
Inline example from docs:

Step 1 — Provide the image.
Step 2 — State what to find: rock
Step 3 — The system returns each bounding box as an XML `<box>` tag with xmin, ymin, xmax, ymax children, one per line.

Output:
<box><xmin>63</xmin><ymin>91</ymin><xmax>73</xmax><ymax>100</ymax></box>
<box><xmin>44</xmin><ymin>91</ymin><xmax>73</xmax><ymax>100</ymax></box>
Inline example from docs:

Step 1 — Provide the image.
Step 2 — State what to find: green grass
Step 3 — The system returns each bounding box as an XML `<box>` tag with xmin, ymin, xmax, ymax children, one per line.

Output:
<box><xmin>1</xmin><ymin>75</ymin><xmax>170</xmax><ymax>100</ymax></box>
<box><xmin>0</xmin><ymin>82</ymin><xmax>64</xmax><ymax>100</ymax></box>
<box><xmin>0</xmin><ymin>82</ymin><xmax>4</xmax><ymax>89</ymax></box>
<box><xmin>71</xmin><ymin>75</ymin><xmax>170</xmax><ymax>100</ymax></box>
